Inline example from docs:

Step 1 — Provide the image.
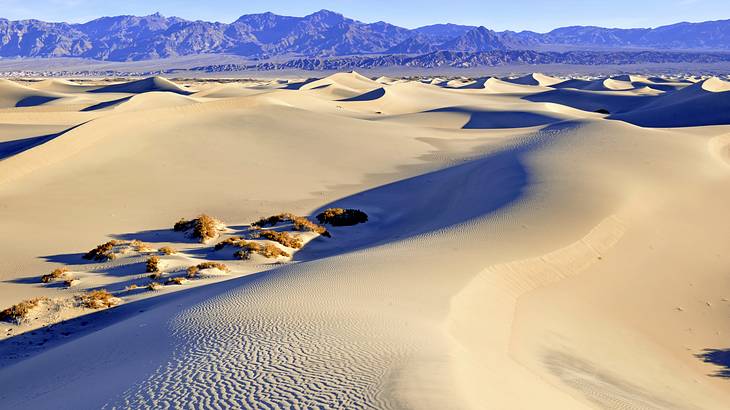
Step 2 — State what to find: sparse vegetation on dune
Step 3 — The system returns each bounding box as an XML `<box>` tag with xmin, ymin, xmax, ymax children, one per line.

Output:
<box><xmin>214</xmin><ymin>236</ymin><xmax>245</xmax><ymax>251</ymax></box>
<box><xmin>146</xmin><ymin>256</ymin><xmax>161</xmax><ymax>273</ymax></box>
<box><xmin>165</xmin><ymin>277</ymin><xmax>188</xmax><ymax>286</ymax></box>
<box><xmin>252</xmin><ymin>213</ymin><xmax>330</xmax><ymax>237</ymax></box>
<box><xmin>41</xmin><ymin>267</ymin><xmax>69</xmax><ymax>283</ymax></box>
<box><xmin>159</xmin><ymin>246</ymin><xmax>177</xmax><ymax>255</ymax></box>
<box><xmin>64</xmin><ymin>279</ymin><xmax>80</xmax><ymax>288</ymax></box>
<box><xmin>187</xmin><ymin>262</ymin><xmax>229</xmax><ymax>279</ymax></box>
<box><xmin>77</xmin><ymin>289</ymin><xmax>119</xmax><ymax>309</ymax></box>
<box><xmin>0</xmin><ymin>297</ymin><xmax>49</xmax><ymax>324</ymax></box>
<box><xmin>174</xmin><ymin>214</ymin><xmax>224</xmax><ymax>243</ymax></box>
<box><xmin>147</xmin><ymin>282</ymin><xmax>163</xmax><ymax>291</ymax></box>
<box><xmin>130</xmin><ymin>240</ymin><xmax>153</xmax><ymax>253</ymax></box>
<box><xmin>253</xmin><ymin>230</ymin><xmax>304</xmax><ymax>249</ymax></box>
<box><xmin>316</xmin><ymin>208</ymin><xmax>369</xmax><ymax>226</ymax></box>
<box><xmin>83</xmin><ymin>239</ymin><xmax>156</xmax><ymax>262</ymax></box>
<box><xmin>213</xmin><ymin>236</ymin><xmax>291</xmax><ymax>260</ymax></box>
<box><xmin>83</xmin><ymin>240</ymin><xmax>123</xmax><ymax>261</ymax></box>
<box><xmin>235</xmin><ymin>242</ymin><xmax>290</xmax><ymax>260</ymax></box>
<box><xmin>186</xmin><ymin>265</ymin><xmax>200</xmax><ymax>278</ymax></box>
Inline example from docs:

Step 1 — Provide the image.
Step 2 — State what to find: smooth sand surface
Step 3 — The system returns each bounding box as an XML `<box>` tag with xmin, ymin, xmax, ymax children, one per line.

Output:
<box><xmin>0</xmin><ymin>73</ymin><xmax>729</xmax><ymax>409</ymax></box>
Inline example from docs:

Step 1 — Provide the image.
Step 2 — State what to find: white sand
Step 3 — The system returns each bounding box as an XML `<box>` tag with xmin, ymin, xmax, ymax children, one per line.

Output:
<box><xmin>0</xmin><ymin>73</ymin><xmax>729</xmax><ymax>409</ymax></box>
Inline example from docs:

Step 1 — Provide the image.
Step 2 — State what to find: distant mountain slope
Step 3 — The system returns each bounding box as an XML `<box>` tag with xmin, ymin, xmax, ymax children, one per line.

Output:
<box><xmin>0</xmin><ymin>11</ymin><xmax>727</xmax><ymax>61</ymax></box>
<box><xmin>441</xmin><ymin>27</ymin><xmax>507</xmax><ymax>52</ymax></box>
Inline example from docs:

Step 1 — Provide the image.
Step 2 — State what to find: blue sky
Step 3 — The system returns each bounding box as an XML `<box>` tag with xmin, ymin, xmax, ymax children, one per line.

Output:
<box><xmin>2</xmin><ymin>0</ymin><xmax>728</xmax><ymax>31</ymax></box>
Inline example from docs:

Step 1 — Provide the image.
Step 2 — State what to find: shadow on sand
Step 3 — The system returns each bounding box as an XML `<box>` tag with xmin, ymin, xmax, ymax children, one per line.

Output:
<box><xmin>696</xmin><ymin>349</ymin><xmax>730</xmax><ymax>378</ymax></box>
<box><xmin>428</xmin><ymin>107</ymin><xmax>562</xmax><ymax>129</ymax></box>
<box><xmin>0</xmin><ymin>122</ymin><xmax>87</xmax><ymax>161</ymax></box>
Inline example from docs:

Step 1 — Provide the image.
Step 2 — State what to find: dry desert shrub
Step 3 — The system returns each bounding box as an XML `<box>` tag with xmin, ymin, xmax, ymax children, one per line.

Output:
<box><xmin>159</xmin><ymin>246</ymin><xmax>177</xmax><ymax>255</ymax></box>
<box><xmin>254</xmin><ymin>230</ymin><xmax>303</xmax><ymax>249</ymax></box>
<box><xmin>316</xmin><ymin>208</ymin><xmax>368</xmax><ymax>226</ymax></box>
<box><xmin>83</xmin><ymin>240</ymin><xmax>123</xmax><ymax>261</ymax></box>
<box><xmin>186</xmin><ymin>265</ymin><xmax>200</xmax><ymax>278</ymax></box>
<box><xmin>187</xmin><ymin>262</ymin><xmax>229</xmax><ymax>279</ymax></box>
<box><xmin>64</xmin><ymin>279</ymin><xmax>80</xmax><ymax>288</ymax></box>
<box><xmin>146</xmin><ymin>256</ymin><xmax>161</xmax><ymax>273</ymax></box>
<box><xmin>77</xmin><ymin>289</ymin><xmax>119</xmax><ymax>309</ymax></box>
<box><xmin>0</xmin><ymin>297</ymin><xmax>49</xmax><ymax>324</ymax></box>
<box><xmin>197</xmin><ymin>261</ymin><xmax>229</xmax><ymax>271</ymax></box>
<box><xmin>252</xmin><ymin>213</ymin><xmax>330</xmax><ymax>237</ymax></box>
<box><xmin>165</xmin><ymin>277</ymin><xmax>188</xmax><ymax>286</ymax></box>
<box><xmin>214</xmin><ymin>236</ymin><xmax>245</xmax><ymax>251</ymax></box>
<box><xmin>174</xmin><ymin>214</ymin><xmax>223</xmax><ymax>243</ymax></box>
<box><xmin>41</xmin><ymin>267</ymin><xmax>69</xmax><ymax>283</ymax></box>
<box><xmin>234</xmin><ymin>242</ymin><xmax>290</xmax><ymax>260</ymax></box>
<box><xmin>147</xmin><ymin>282</ymin><xmax>163</xmax><ymax>291</ymax></box>
<box><xmin>130</xmin><ymin>240</ymin><xmax>153</xmax><ymax>252</ymax></box>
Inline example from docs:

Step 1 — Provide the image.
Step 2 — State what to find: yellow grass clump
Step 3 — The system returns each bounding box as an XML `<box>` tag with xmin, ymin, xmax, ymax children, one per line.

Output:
<box><xmin>174</xmin><ymin>214</ymin><xmax>223</xmax><ymax>243</ymax></box>
<box><xmin>0</xmin><ymin>297</ymin><xmax>49</xmax><ymax>324</ymax></box>
<box><xmin>77</xmin><ymin>289</ymin><xmax>119</xmax><ymax>309</ymax></box>
<box><xmin>41</xmin><ymin>267</ymin><xmax>69</xmax><ymax>283</ymax></box>
<box><xmin>316</xmin><ymin>208</ymin><xmax>369</xmax><ymax>226</ymax></box>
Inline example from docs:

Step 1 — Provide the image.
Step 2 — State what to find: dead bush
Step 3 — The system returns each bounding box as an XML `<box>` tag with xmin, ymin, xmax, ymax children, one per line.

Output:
<box><xmin>186</xmin><ymin>265</ymin><xmax>200</xmax><ymax>278</ymax></box>
<box><xmin>77</xmin><ymin>289</ymin><xmax>119</xmax><ymax>309</ymax></box>
<box><xmin>83</xmin><ymin>240</ymin><xmax>123</xmax><ymax>261</ymax></box>
<box><xmin>159</xmin><ymin>246</ymin><xmax>177</xmax><ymax>255</ymax></box>
<box><xmin>214</xmin><ymin>236</ymin><xmax>245</xmax><ymax>251</ymax></box>
<box><xmin>174</xmin><ymin>214</ymin><xmax>223</xmax><ymax>243</ymax></box>
<box><xmin>234</xmin><ymin>242</ymin><xmax>290</xmax><ymax>260</ymax></box>
<box><xmin>147</xmin><ymin>282</ymin><xmax>162</xmax><ymax>291</ymax></box>
<box><xmin>146</xmin><ymin>256</ymin><xmax>161</xmax><ymax>273</ymax></box>
<box><xmin>64</xmin><ymin>279</ymin><xmax>80</xmax><ymax>288</ymax></box>
<box><xmin>0</xmin><ymin>297</ymin><xmax>48</xmax><ymax>324</ymax></box>
<box><xmin>130</xmin><ymin>240</ymin><xmax>153</xmax><ymax>252</ymax></box>
<box><xmin>41</xmin><ymin>267</ymin><xmax>69</xmax><ymax>283</ymax></box>
<box><xmin>254</xmin><ymin>230</ymin><xmax>303</xmax><ymax>249</ymax></box>
<box><xmin>316</xmin><ymin>208</ymin><xmax>368</xmax><ymax>226</ymax></box>
<box><xmin>187</xmin><ymin>262</ymin><xmax>229</xmax><ymax>279</ymax></box>
<box><xmin>253</xmin><ymin>213</ymin><xmax>330</xmax><ymax>237</ymax></box>
<box><xmin>165</xmin><ymin>277</ymin><xmax>188</xmax><ymax>286</ymax></box>
<box><xmin>197</xmin><ymin>262</ymin><xmax>229</xmax><ymax>272</ymax></box>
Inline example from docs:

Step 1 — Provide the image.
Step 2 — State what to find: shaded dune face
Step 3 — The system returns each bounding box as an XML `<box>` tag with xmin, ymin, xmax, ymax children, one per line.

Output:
<box><xmin>0</xmin><ymin>73</ymin><xmax>730</xmax><ymax>409</ymax></box>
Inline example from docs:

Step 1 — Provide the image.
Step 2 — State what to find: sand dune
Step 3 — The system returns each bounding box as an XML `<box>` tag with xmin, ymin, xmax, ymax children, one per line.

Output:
<box><xmin>505</xmin><ymin>73</ymin><xmax>563</xmax><ymax>87</ymax></box>
<box><xmin>610</xmin><ymin>77</ymin><xmax>730</xmax><ymax>126</ymax></box>
<box><xmin>0</xmin><ymin>72</ymin><xmax>729</xmax><ymax>409</ymax></box>
<box><xmin>90</xmin><ymin>76</ymin><xmax>194</xmax><ymax>95</ymax></box>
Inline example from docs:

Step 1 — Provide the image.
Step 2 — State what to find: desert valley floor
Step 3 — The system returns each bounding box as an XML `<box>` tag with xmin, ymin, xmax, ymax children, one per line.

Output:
<box><xmin>0</xmin><ymin>72</ymin><xmax>729</xmax><ymax>409</ymax></box>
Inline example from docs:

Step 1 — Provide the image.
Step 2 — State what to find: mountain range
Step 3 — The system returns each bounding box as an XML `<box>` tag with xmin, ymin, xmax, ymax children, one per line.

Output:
<box><xmin>0</xmin><ymin>10</ymin><xmax>729</xmax><ymax>62</ymax></box>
